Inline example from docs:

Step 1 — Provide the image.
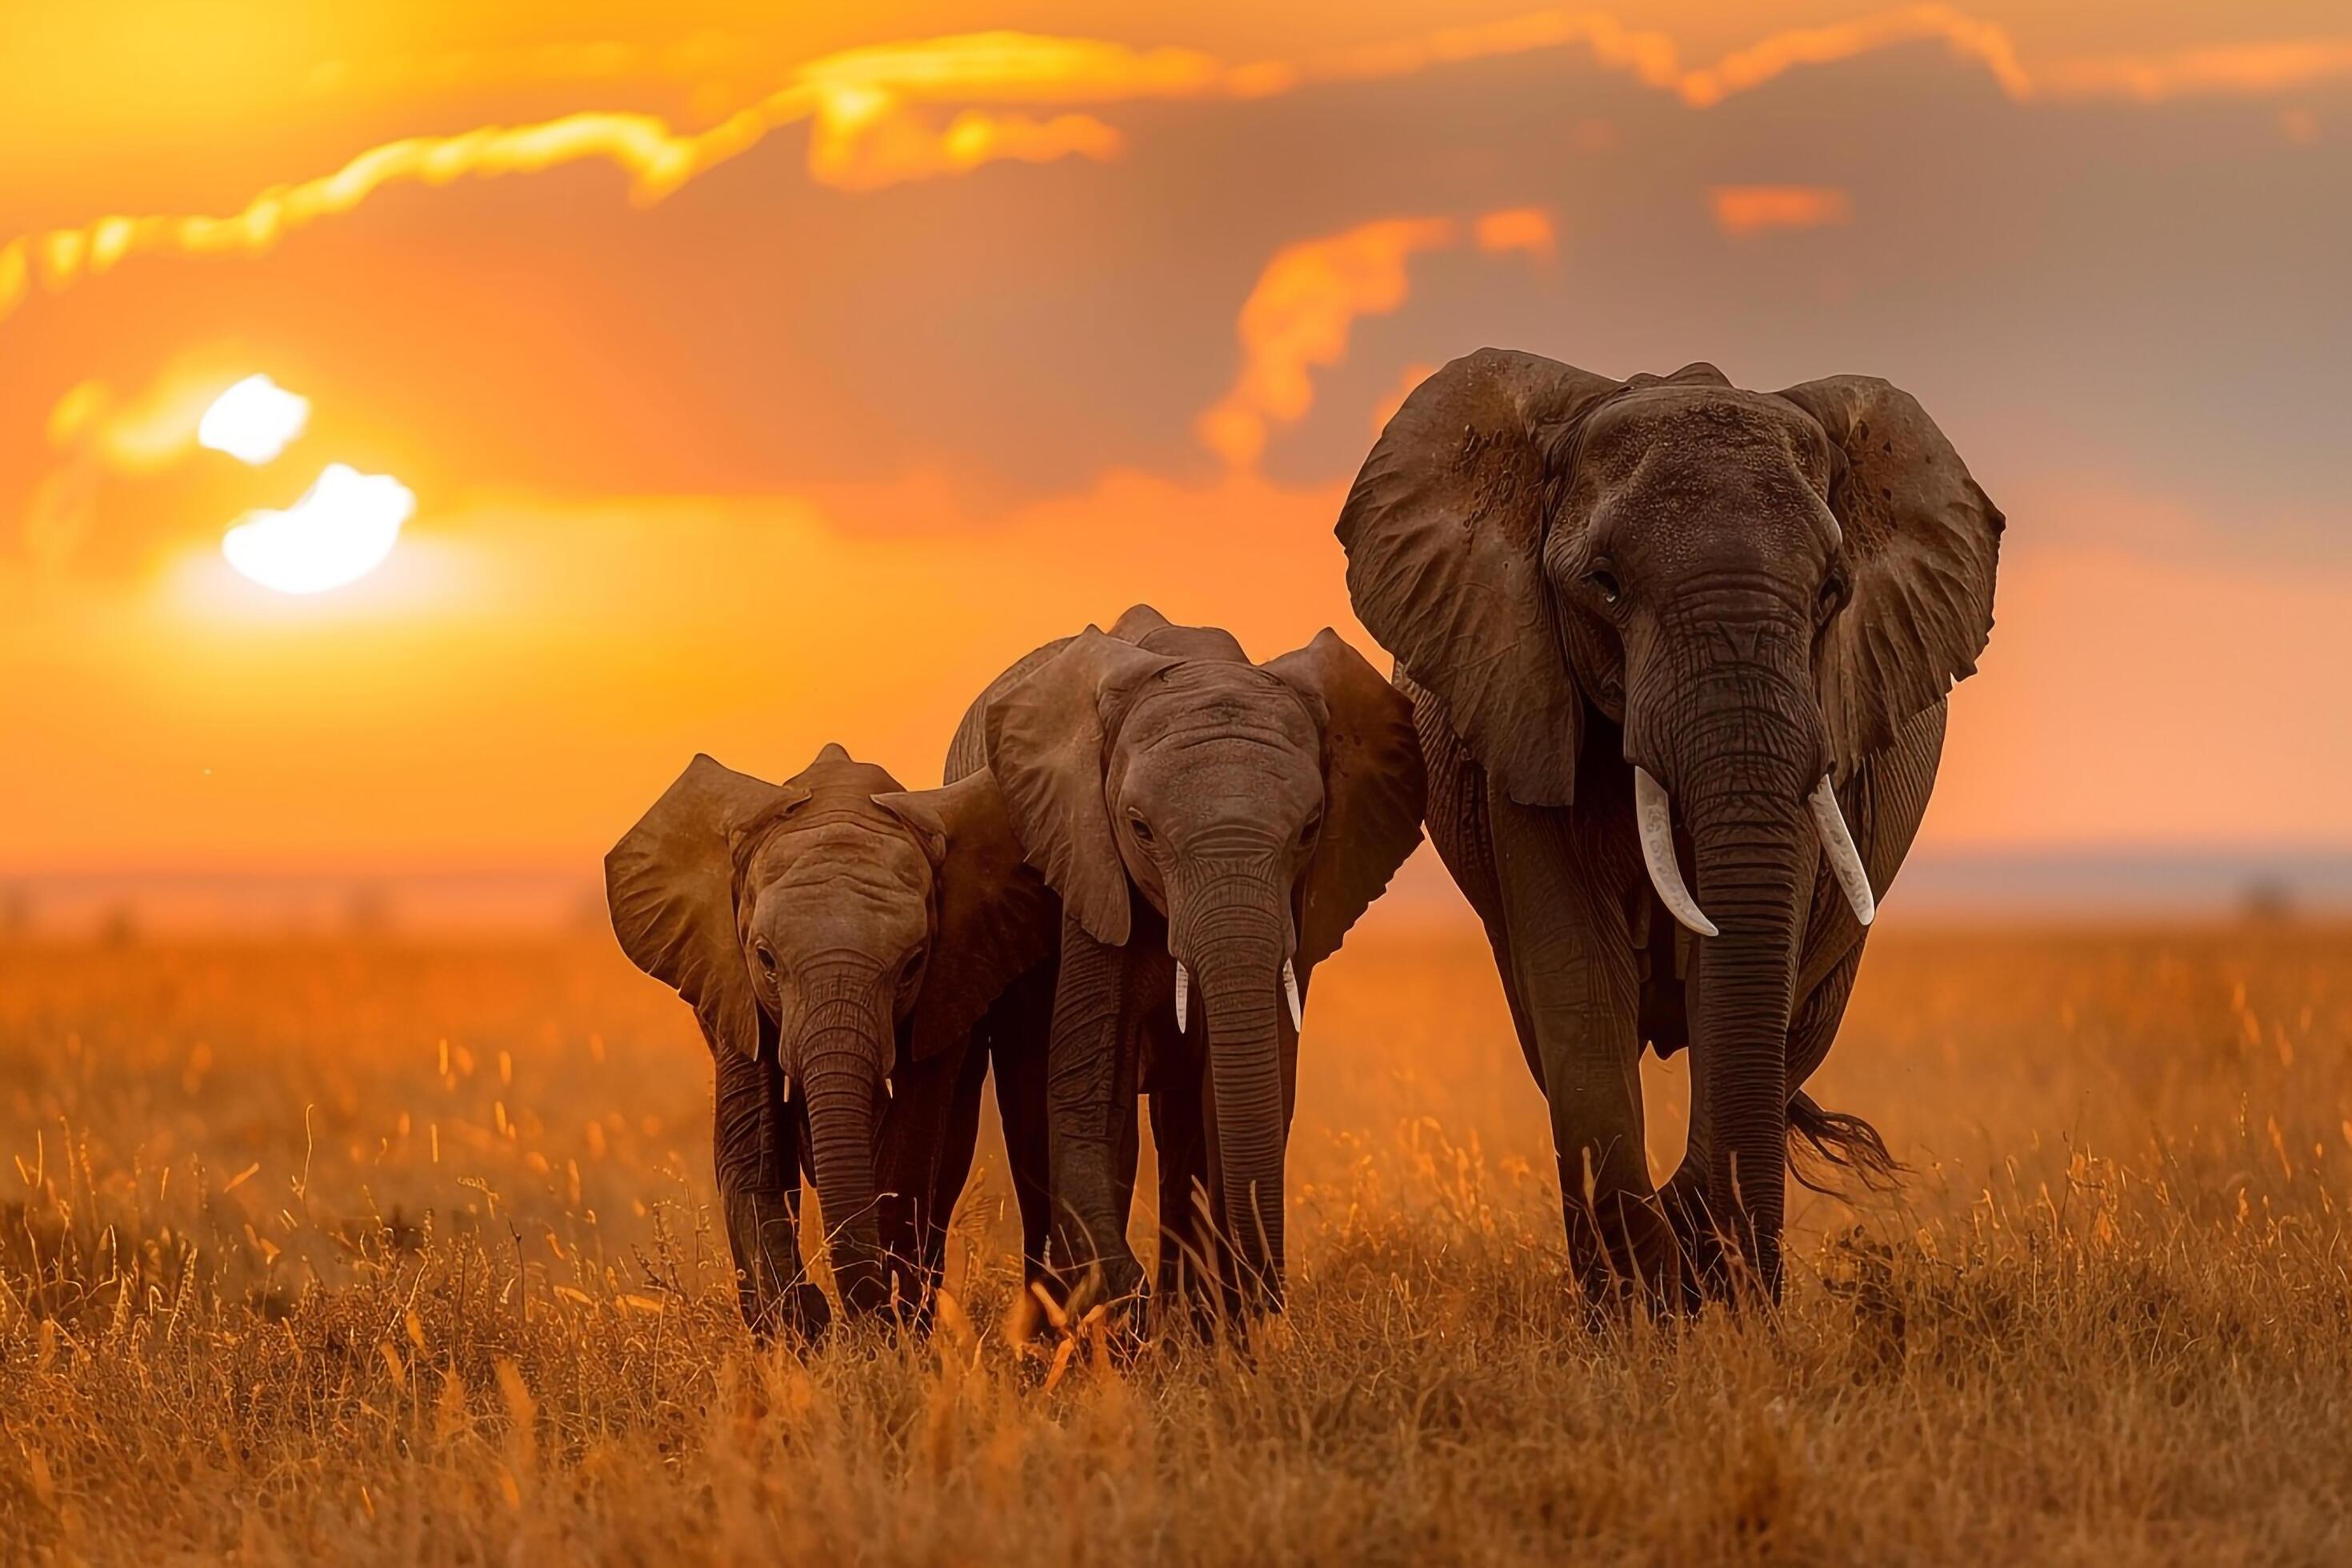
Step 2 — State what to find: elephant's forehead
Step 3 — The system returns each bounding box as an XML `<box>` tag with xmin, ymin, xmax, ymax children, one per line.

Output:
<box><xmin>753</xmin><ymin>818</ymin><xmax>926</xmax><ymax>894</ymax></box>
<box><xmin>1130</xmin><ymin>665</ymin><xmax>1318</xmax><ymax>744</ymax></box>
<box><xmin>1583</xmin><ymin>385</ymin><xmax>1822</xmax><ymax>474</ymax></box>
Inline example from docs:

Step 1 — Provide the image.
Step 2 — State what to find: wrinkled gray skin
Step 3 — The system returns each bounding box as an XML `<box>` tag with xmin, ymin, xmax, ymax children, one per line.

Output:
<box><xmin>1338</xmin><ymin>352</ymin><xmax>2002</xmax><ymax>1306</ymax></box>
<box><xmin>606</xmin><ymin>745</ymin><xmax>1052</xmax><ymax>1334</ymax></box>
<box><xmin>950</xmin><ymin>608</ymin><xmax>1424</xmax><ymax>1314</ymax></box>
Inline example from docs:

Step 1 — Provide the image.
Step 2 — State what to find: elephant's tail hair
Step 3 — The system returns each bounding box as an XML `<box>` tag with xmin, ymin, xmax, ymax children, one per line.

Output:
<box><xmin>1786</xmin><ymin>1091</ymin><xmax>1905</xmax><ymax>1196</ymax></box>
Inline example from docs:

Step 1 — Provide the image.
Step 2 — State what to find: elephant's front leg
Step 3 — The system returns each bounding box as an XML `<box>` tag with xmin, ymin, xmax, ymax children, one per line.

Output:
<box><xmin>873</xmin><ymin>1038</ymin><xmax>990</xmax><ymax>1328</ymax></box>
<box><xmin>1043</xmin><ymin>914</ymin><xmax>1146</xmax><ymax>1305</ymax></box>
<box><xmin>713</xmin><ymin>1045</ymin><xmax>829</xmax><ymax>1339</ymax></box>
<box><xmin>1489</xmin><ymin>791</ymin><xmax>1682</xmax><ymax>1310</ymax></box>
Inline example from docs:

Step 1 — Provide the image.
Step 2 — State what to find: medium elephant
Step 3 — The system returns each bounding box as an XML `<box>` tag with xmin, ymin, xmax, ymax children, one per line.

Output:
<box><xmin>1336</xmin><ymin>352</ymin><xmax>2002</xmax><ymax>1306</ymax></box>
<box><xmin>947</xmin><ymin>606</ymin><xmax>1425</xmax><ymax>1314</ymax></box>
<box><xmin>606</xmin><ymin>744</ymin><xmax>1054</xmax><ymax>1334</ymax></box>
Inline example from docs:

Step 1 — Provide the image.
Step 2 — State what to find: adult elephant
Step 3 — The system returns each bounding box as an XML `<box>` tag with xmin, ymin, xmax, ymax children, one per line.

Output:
<box><xmin>1336</xmin><ymin>352</ymin><xmax>2001</xmax><ymax>1306</ymax></box>
<box><xmin>948</xmin><ymin>606</ymin><xmax>1424</xmax><ymax>1314</ymax></box>
<box><xmin>606</xmin><ymin>744</ymin><xmax>1054</xmax><ymax>1334</ymax></box>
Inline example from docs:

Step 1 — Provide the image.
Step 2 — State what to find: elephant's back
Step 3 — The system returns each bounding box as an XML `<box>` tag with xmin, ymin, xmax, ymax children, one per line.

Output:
<box><xmin>943</xmin><ymin>634</ymin><xmax>1077</xmax><ymax>785</ymax></box>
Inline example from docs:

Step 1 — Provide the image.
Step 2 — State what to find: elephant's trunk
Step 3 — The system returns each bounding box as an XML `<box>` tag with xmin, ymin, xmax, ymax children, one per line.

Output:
<box><xmin>1174</xmin><ymin>867</ymin><xmax>1293</xmax><ymax>1310</ymax></box>
<box><xmin>1631</xmin><ymin>605</ymin><xmax>1823</xmax><ymax>1300</ymax></box>
<box><xmin>786</xmin><ymin>966</ymin><xmax>891</xmax><ymax>1317</ymax></box>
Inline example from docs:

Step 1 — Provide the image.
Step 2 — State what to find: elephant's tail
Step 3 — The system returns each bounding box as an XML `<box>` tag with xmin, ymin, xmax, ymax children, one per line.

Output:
<box><xmin>1786</xmin><ymin>1090</ymin><xmax>1905</xmax><ymax>1195</ymax></box>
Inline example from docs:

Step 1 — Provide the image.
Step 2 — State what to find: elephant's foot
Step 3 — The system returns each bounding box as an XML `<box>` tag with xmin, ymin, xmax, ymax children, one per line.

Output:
<box><xmin>1150</xmin><ymin>1246</ymin><xmax>1251</xmax><ymax>1338</ymax></box>
<box><xmin>1065</xmin><ymin>1249</ymin><xmax>1147</xmax><ymax>1318</ymax></box>
<box><xmin>1565</xmin><ymin>1185</ymin><xmax>1691</xmax><ymax>1318</ymax></box>
<box><xmin>1658</xmin><ymin>1163</ymin><xmax>1716</xmax><ymax>1302</ymax></box>
<box><xmin>1662</xmin><ymin>1163</ymin><xmax>1775</xmax><ymax>1308</ymax></box>
<box><xmin>741</xmin><ymin>1278</ymin><xmax>833</xmax><ymax>1345</ymax></box>
<box><xmin>878</xmin><ymin>1253</ymin><xmax>948</xmax><ymax>1335</ymax></box>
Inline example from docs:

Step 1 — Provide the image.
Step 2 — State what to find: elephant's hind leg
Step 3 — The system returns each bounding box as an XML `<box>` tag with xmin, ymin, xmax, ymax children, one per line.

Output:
<box><xmin>889</xmin><ymin>1034</ymin><xmax>992</xmax><ymax>1335</ymax></box>
<box><xmin>1148</xmin><ymin>1065</ymin><xmax>1224</xmax><ymax>1327</ymax></box>
<box><xmin>987</xmin><ymin>963</ymin><xmax>1059</xmax><ymax>1290</ymax></box>
<box><xmin>1404</xmin><ymin>671</ymin><xmax>1547</xmax><ymax>1089</ymax></box>
<box><xmin>1783</xmin><ymin>942</ymin><xmax>1900</xmax><ymax>1191</ymax></box>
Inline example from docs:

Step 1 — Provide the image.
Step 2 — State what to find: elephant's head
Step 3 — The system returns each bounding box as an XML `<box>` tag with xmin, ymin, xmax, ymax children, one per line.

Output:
<box><xmin>1338</xmin><ymin>351</ymin><xmax>2000</xmax><ymax>1290</ymax></box>
<box><xmin>606</xmin><ymin>744</ymin><xmax>1051</xmax><ymax>1314</ymax></box>
<box><xmin>984</xmin><ymin>607</ymin><xmax>1423</xmax><ymax>1302</ymax></box>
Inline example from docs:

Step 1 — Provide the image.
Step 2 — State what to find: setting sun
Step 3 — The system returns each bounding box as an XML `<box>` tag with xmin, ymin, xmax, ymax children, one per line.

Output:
<box><xmin>195</xmin><ymin>372</ymin><xmax>310</xmax><ymax>465</ymax></box>
<box><xmin>219</xmin><ymin>462</ymin><xmax>413</xmax><ymax>594</ymax></box>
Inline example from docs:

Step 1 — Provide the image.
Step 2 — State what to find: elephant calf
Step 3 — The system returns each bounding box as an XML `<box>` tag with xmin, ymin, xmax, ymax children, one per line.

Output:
<box><xmin>606</xmin><ymin>744</ymin><xmax>1054</xmax><ymax>1334</ymax></box>
<box><xmin>948</xmin><ymin>606</ymin><xmax>1425</xmax><ymax>1315</ymax></box>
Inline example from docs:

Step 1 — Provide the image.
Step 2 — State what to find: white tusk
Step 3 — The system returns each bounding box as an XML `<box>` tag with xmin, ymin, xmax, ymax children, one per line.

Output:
<box><xmin>1634</xmin><ymin>768</ymin><xmax>1719</xmax><ymax>938</ymax></box>
<box><xmin>1174</xmin><ymin>961</ymin><xmax>1189</xmax><ymax>1034</ymax></box>
<box><xmin>1809</xmin><ymin>775</ymin><xmax>1876</xmax><ymax>927</ymax></box>
<box><xmin>1282</xmin><ymin>959</ymin><xmax>1303</xmax><ymax>1031</ymax></box>
<box><xmin>780</xmin><ymin>1074</ymin><xmax>791</xmax><ymax>1106</ymax></box>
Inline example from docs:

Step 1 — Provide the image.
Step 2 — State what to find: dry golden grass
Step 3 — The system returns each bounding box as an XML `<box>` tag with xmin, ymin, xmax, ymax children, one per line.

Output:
<box><xmin>4</xmin><ymin>922</ymin><xmax>2351</xmax><ymax>1563</ymax></box>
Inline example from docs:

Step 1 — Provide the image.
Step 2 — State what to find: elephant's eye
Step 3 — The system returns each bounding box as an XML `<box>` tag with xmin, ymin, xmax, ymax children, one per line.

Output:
<box><xmin>1128</xmin><ymin>813</ymin><xmax>1155</xmax><ymax>845</ymax></box>
<box><xmin>755</xmin><ymin>943</ymin><xmax>777</xmax><ymax>975</ymax></box>
<box><xmin>1818</xmin><ymin>571</ymin><xmax>1851</xmax><ymax>618</ymax></box>
<box><xmin>1298</xmin><ymin>814</ymin><xmax>1322</xmax><ymax>849</ymax></box>
<box><xmin>1583</xmin><ymin>561</ymin><xmax>1624</xmax><ymax>606</ymax></box>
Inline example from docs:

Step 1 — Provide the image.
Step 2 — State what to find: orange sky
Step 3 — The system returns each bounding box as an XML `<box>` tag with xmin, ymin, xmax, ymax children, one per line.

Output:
<box><xmin>3</xmin><ymin>2</ymin><xmax>2350</xmax><ymax>904</ymax></box>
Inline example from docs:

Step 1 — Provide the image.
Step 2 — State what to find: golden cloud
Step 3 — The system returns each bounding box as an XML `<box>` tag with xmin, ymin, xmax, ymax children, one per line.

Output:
<box><xmin>9</xmin><ymin>11</ymin><xmax>2350</xmax><ymax>333</ymax></box>
<box><xmin>2038</xmin><ymin>39</ymin><xmax>2352</xmax><ymax>103</ymax></box>
<box><xmin>1304</xmin><ymin>10</ymin><xmax>1680</xmax><ymax>94</ymax></box>
<box><xmin>1198</xmin><ymin>208</ymin><xmax>1553</xmax><ymax>469</ymax></box>
<box><xmin>0</xmin><ymin>31</ymin><xmax>1233</xmax><ymax>330</ymax></box>
<box><xmin>1197</xmin><ymin>217</ymin><xmax>1458</xmax><ymax>469</ymax></box>
<box><xmin>1709</xmin><ymin>185</ymin><xmax>1854</xmax><ymax>237</ymax></box>
<box><xmin>1322</xmin><ymin>6</ymin><xmax>2352</xmax><ymax>110</ymax></box>
<box><xmin>1474</xmin><ymin>206</ymin><xmax>1558</xmax><ymax>258</ymax></box>
<box><xmin>1678</xmin><ymin>4</ymin><xmax>2031</xmax><ymax>108</ymax></box>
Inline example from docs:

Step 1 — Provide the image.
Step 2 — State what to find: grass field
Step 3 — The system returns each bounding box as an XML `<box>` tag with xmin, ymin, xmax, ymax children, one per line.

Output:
<box><xmin>3</xmin><ymin>922</ymin><xmax>2350</xmax><ymax>1562</ymax></box>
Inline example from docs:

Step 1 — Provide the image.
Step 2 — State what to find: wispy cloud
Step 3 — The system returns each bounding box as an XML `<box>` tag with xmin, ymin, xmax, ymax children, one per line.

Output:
<box><xmin>1196</xmin><ymin>218</ymin><xmax>1458</xmax><ymax>469</ymax></box>
<box><xmin>0</xmin><ymin>31</ymin><xmax>1231</xmax><ymax>330</ymax></box>
<box><xmin>9</xmin><ymin>10</ymin><xmax>2350</xmax><ymax>331</ymax></box>
<box><xmin>1709</xmin><ymin>185</ymin><xmax>1854</xmax><ymax>238</ymax></box>
<box><xmin>2037</xmin><ymin>38</ymin><xmax>2352</xmax><ymax>102</ymax></box>
<box><xmin>1306</xmin><ymin>5</ymin><xmax>2352</xmax><ymax>110</ymax></box>
<box><xmin>1677</xmin><ymin>4</ymin><xmax>2030</xmax><ymax>107</ymax></box>
<box><xmin>1474</xmin><ymin>206</ymin><xmax>1559</xmax><ymax>259</ymax></box>
<box><xmin>1198</xmin><ymin>208</ymin><xmax>1554</xmax><ymax>468</ymax></box>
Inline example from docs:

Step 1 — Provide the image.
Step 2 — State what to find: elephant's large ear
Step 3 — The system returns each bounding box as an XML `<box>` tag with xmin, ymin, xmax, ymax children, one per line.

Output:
<box><xmin>1335</xmin><ymin>348</ymin><xmax>1622</xmax><ymax>808</ymax></box>
<box><xmin>605</xmin><ymin>755</ymin><xmax>802</xmax><ymax>1062</ymax></box>
<box><xmin>982</xmin><ymin>627</ymin><xmax>1174</xmax><ymax>946</ymax></box>
<box><xmin>1267</xmin><ymin>629</ymin><xmax>1428</xmax><ymax>967</ymax></box>
<box><xmin>874</xmin><ymin>770</ymin><xmax>1058</xmax><ymax>1062</ymax></box>
<box><xmin>1775</xmin><ymin>376</ymin><xmax>2005</xmax><ymax>779</ymax></box>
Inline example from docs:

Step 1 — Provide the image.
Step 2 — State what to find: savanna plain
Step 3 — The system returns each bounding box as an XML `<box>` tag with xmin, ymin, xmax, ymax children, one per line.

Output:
<box><xmin>4</xmin><ymin>918</ymin><xmax>2350</xmax><ymax>1564</ymax></box>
